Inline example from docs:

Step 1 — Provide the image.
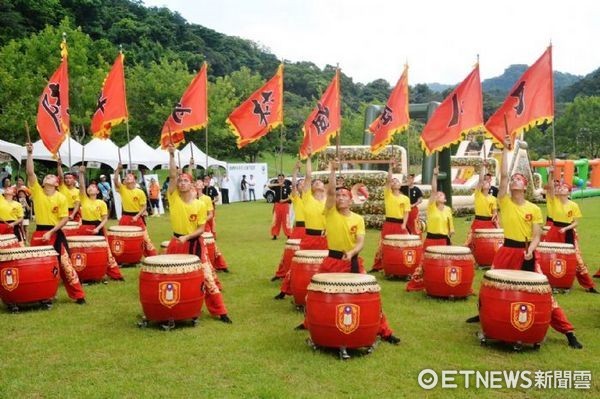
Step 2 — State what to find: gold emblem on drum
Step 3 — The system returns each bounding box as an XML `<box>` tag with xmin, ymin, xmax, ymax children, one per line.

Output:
<box><xmin>336</xmin><ymin>304</ymin><xmax>360</xmax><ymax>334</ymax></box>
<box><xmin>550</xmin><ymin>259</ymin><xmax>567</xmax><ymax>278</ymax></box>
<box><xmin>403</xmin><ymin>249</ymin><xmax>416</xmax><ymax>266</ymax></box>
<box><xmin>71</xmin><ymin>253</ymin><xmax>87</xmax><ymax>271</ymax></box>
<box><xmin>510</xmin><ymin>302</ymin><xmax>534</xmax><ymax>331</ymax></box>
<box><xmin>444</xmin><ymin>266</ymin><xmax>461</xmax><ymax>287</ymax></box>
<box><xmin>1</xmin><ymin>268</ymin><xmax>19</xmax><ymax>291</ymax></box>
<box><xmin>111</xmin><ymin>239</ymin><xmax>125</xmax><ymax>255</ymax></box>
<box><xmin>159</xmin><ymin>281</ymin><xmax>180</xmax><ymax>308</ymax></box>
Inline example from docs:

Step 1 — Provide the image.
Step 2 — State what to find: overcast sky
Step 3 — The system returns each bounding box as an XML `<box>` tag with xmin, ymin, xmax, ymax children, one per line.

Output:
<box><xmin>143</xmin><ymin>0</ymin><xmax>599</xmax><ymax>86</ymax></box>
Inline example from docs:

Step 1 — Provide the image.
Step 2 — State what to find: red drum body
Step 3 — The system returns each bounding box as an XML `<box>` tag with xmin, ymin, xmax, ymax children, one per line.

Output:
<box><xmin>62</xmin><ymin>221</ymin><xmax>81</xmax><ymax>237</ymax></box>
<box><xmin>0</xmin><ymin>246</ymin><xmax>59</xmax><ymax>306</ymax></box>
<box><xmin>279</xmin><ymin>238</ymin><xmax>301</xmax><ymax>276</ymax></box>
<box><xmin>290</xmin><ymin>250</ymin><xmax>328</xmax><ymax>306</ymax></box>
<box><xmin>107</xmin><ymin>225</ymin><xmax>144</xmax><ymax>265</ymax></box>
<box><xmin>306</xmin><ymin>273</ymin><xmax>381</xmax><ymax>349</ymax></box>
<box><xmin>0</xmin><ymin>234</ymin><xmax>20</xmax><ymax>249</ymax></box>
<box><xmin>202</xmin><ymin>232</ymin><xmax>217</xmax><ymax>266</ymax></box>
<box><xmin>139</xmin><ymin>254</ymin><xmax>205</xmax><ymax>323</ymax></box>
<box><xmin>535</xmin><ymin>242</ymin><xmax>577</xmax><ymax>290</ymax></box>
<box><xmin>472</xmin><ymin>229</ymin><xmax>504</xmax><ymax>267</ymax></box>
<box><xmin>479</xmin><ymin>269</ymin><xmax>552</xmax><ymax>345</ymax></box>
<box><xmin>381</xmin><ymin>234</ymin><xmax>423</xmax><ymax>277</ymax></box>
<box><xmin>422</xmin><ymin>246</ymin><xmax>475</xmax><ymax>298</ymax></box>
<box><xmin>66</xmin><ymin>235</ymin><xmax>109</xmax><ymax>283</ymax></box>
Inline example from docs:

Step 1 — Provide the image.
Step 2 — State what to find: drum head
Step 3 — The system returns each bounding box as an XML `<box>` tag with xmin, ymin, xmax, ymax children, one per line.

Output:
<box><xmin>537</xmin><ymin>242</ymin><xmax>575</xmax><ymax>250</ymax></box>
<box><xmin>160</xmin><ymin>241</ymin><xmax>170</xmax><ymax>248</ymax></box>
<box><xmin>308</xmin><ymin>272</ymin><xmax>381</xmax><ymax>294</ymax></box>
<box><xmin>484</xmin><ymin>269</ymin><xmax>548</xmax><ymax>284</ymax></box>
<box><xmin>286</xmin><ymin>238</ymin><xmax>302</xmax><ymax>245</ymax></box>
<box><xmin>143</xmin><ymin>254</ymin><xmax>200</xmax><ymax>266</ymax></box>
<box><xmin>201</xmin><ymin>232</ymin><xmax>214</xmax><ymax>239</ymax></box>
<box><xmin>109</xmin><ymin>225</ymin><xmax>143</xmax><ymax>232</ymax></box>
<box><xmin>0</xmin><ymin>234</ymin><xmax>17</xmax><ymax>241</ymax></box>
<box><xmin>426</xmin><ymin>245</ymin><xmax>471</xmax><ymax>255</ymax></box>
<box><xmin>294</xmin><ymin>250</ymin><xmax>329</xmax><ymax>258</ymax></box>
<box><xmin>311</xmin><ymin>272</ymin><xmax>376</xmax><ymax>284</ymax></box>
<box><xmin>64</xmin><ymin>221</ymin><xmax>79</xmax><ymax>229</ymax></box>
<box><xmin>66</xmin><ymin>235</ymin><xmax>106</xmax><ymax>243</ymax></box>
<box><xmin>384</xmin><ymin>234</ymin><xmax>421</xmax><ymax>241</ymax></box>
<box><xmin>0</xmin><ymin>245</ymin><xmax>58</xmax><ymax>260</ymax></box>
<box><xmin>474</xmin><ymin>228</ymin><xmax>504</xmax><ymax>234</ymax></box>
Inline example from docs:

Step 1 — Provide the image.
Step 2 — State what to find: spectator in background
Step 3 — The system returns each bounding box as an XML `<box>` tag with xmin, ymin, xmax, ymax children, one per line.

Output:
<box><xmin>148</xmin><ymin>177</ymin><xmax>161</xmax><ymax>217</ymax></box>
<box><xmin>220</xmin><ymin>173</ymin><xmax>231</xmax><ymax>204</ymax></box>
<box><xmin>14</xmin><ymin>177</ymin><xmax>31</xmax><ymax>197</ymax></box>
<box><xmin>17</xmin><ymin>189</ymin><xmax>31</xmax><ymax>242</ymax></box>
<box><xmin>240</xmin><ymin>175</ymin><xmax>248</xmax><ymax>202</ymax></box>
<box><xmin>247</xmin><ymin>174</ymin><xmax>256</xmax><ymax>201</ymax></box>
<box><xmin>97</xmin><ymin>174</ymin><xmax>113</xmax><ymax>218</ymax></box>
<box><xmin>0</xmin><ymin>177</ymin><xmax>12</xmax><ymax>194</ymax></box>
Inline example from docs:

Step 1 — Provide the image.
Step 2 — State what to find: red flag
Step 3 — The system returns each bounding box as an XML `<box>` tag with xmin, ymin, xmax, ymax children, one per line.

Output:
<box><xmin>485</xmin><ymin>47</ymin><xmax>553</xmax><ymax>147</ymax></box>
<box><xmin>226</xmin><ymin>64</ymin><xmax>284</xmax><ymax>148</ymax></box>
<box><xmin>91</xmin><ymin>53</ymin><xmax>128</xmax><ymax>139</ymax></box>
<box><xmin>161</xmin><ymin>62</ymin><xmax>208</xmax><ymax>148</ymax></box>
<box><xmin>299</xmin><ymin>70</ymin><xmax>341</xmax><ymax>159</ymax></box>
<box><xmin>420</xmin><ymin>65</ymin><xmax>485</xmax><ymax>154</ymax></box>
<box><xmin>369</xmin><ymin>65</ymin><xmax>410</xmax><ymax>154</ymax></box>
<box><xmin>36</xmin><ymin>40</ymin><xmax>69</xmax><ymax>155</ymax></box>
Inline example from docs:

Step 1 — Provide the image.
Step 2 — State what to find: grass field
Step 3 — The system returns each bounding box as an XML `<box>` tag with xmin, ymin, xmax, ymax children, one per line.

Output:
<box><xmin>1</xmin><ymin>197</ymin><xmax>599</xmax><ymax>398</ymax></box>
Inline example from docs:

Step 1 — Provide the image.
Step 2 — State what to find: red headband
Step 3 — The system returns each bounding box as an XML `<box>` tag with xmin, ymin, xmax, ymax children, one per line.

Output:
<box><xmin>336</xmin><ymin>187</ymin><xmax>353</xmax><ymax>198</ymax></box>
<box><xmin>510</xmin><ymin>173</ymin><xmax>528</xmax><ymax>189</ymax></box>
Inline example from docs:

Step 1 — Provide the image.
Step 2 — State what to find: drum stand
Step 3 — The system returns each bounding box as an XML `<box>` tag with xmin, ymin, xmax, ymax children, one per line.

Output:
<box><xmin>4</xmin><ymin>299</ymin><xmax>54</xmax><ymax>313</ymax></box>
<box><xmin>476</xmin><ymin>331</ymin><xmax>542</xmax><ymax>352</ymax></box>
<box><xmin>137</xmin><ymin>315</ymin><xmax>199</xmax><ymax>330</ymax></box>
<box><xmin>305</xmin><ymin>337</ymin><xmax>378</xmax><ymax>360</ymax></box>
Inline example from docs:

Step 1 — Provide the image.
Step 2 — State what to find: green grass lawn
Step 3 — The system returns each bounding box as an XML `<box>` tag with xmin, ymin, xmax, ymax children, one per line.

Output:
<box><xmin>1</xmin><ymin>198</ymin><xmax>599</xmax><ymax>398</ymax></box>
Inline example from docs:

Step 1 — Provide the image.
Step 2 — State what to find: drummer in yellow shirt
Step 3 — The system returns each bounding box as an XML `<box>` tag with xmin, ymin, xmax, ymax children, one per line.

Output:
<box><xmin>299</xmin><ymin>152</ymin><xmax>327</xmax><ymax>250</ymax></box>
<box><xmin>57</xmin><ymin>159</ymin><xmax>81</xmax><ymax>222</ymax></box>
<box><xmin>464</xmin><ymin>162</ymin><xmax>498</xmax><ymax>248</ymax></box>
<box><xmin>0</xmin><ymin>187</ymin><xmax>25</xmax><ymax>243</ymax></box>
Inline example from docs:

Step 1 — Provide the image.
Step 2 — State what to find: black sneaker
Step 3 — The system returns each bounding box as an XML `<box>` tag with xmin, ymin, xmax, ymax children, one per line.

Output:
<box><xmin>382</xmin><ymin>334</ymin><xmax>401</xmax><ymax>345</ymax></box>
<box><xmin>465</xmin><ymin>315</ymin><xmax>480</xmax><ymax>323</ymax></box>
<box><xmin>272</xmin><ymin>235</ymin><xmax>277</xmax><ymax>240</ymax></box>
<box><xmin>367</xmin><ymin>269</ymin><xmax>379</xmax><ymax>274</ymax></box>
<box><xmin>270</xmin><ymin>276</ymin><xmax>281</xmax><ymax>282</ymax></box>
<box><xmin>219</xmin><ymin>314</ymin><xmax>233</xmax><ymax>324</ymax></box>
<box><xmin>566</xmin><ymin>332</ymin><xmax>583</xmax><ymax>349</ymax></box>
<box><xmin>221</xmin><ymin>269</ymin><xmax>230</xmax><ymax>273</ymax></box>
<box><xmin>273</xmin><ymin>292</ymin><xmax>286</xmax><ymax>300</ymax></box>
<box><xmin>76</xmin><ymin>298</ymin><xmax>86</xmax><ymax>305</ymax></box>
<box><xmin>294</xmin><ymin>323</ymin><xmax>306</xmax><ymax>331</ymax></box>
<box><xmin>587</xmin><ymin>287</ymin><xmax>598</xmax><ymax>294</ymax></box>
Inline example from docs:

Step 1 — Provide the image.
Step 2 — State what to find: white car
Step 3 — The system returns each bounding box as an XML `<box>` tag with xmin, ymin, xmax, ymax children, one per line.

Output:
<box><xmin>262</xmin><ymin>176</ymin><xmax>295</xmax><ymax>203</ymax></box>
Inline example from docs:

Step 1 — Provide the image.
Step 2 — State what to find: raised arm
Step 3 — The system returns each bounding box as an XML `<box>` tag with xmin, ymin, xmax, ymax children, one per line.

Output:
<box><xmin>386</xmin><ymin>158</ymin><xmax>397</xmax><ymax>189</ymax></box>
<box><xmin>431</xmin><ymin>166</ymin><xmax>439</xmax><ymax>196</ymax></box>
<box><xmin>498</xmin><ymin>135</ymin><xmax>511</xmax><ymax>198</ymax></box>
<box><xmin>78</xmin><ymin>165</ymin><xmax>87</xmax><ymax>199</ymax></box>
<box><xmin>302</xmin><ymin>153</ymin><xmax>313</xmax><ymax>193</ymax></box>
<box><xmin>168</xmin><ymin>145</ymin><xmax>177</xmax><ymax>195</ymax></box>
<box><xmin>476</xmin><ymin>160</ymin><xmax>487</xmax><ymax>190</ymax></box>
<box><xmin>325</xmin><ymin>160</ymin><xmax>337</xmax><ymax>210</ymax></box>
<box><xmin>546</xmin><ymin>165</ymin><xmax>555</xmax><ymax>198</ymax></box>
<box><xmin>292</xmin><ymin>160</ymin><xmax>301</xmax><ymax>196</ymax></box>
<box><xmin>187</xmin><ymin>157</ymin><xmax>194</xmax><ymax>178</ymax></box>
<box><xmin>113</xmin><ymin>163</ymin><xmax>122</xmax><ymax>190</ymax></box>
<box><xmin>57</xmin><ymin>157</ymin><xmax>64</xmax><ymax>182</ymax></box>
<box><xmin>25</xmin><ymin>142</ymin><xmax>36</xmax><ymax>187</ymax></box>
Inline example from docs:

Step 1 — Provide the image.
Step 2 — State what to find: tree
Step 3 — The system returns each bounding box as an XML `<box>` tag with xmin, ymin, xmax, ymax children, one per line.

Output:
<box><xmin>555</xmin><ymin>96</ymin><xmax>600</xmax><ymax>158</ymax></box>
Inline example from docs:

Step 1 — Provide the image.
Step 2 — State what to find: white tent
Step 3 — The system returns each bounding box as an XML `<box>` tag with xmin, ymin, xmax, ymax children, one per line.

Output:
<box><xmin>0</xmin><ymin>139</ymin><xmax>25</xmax><ymax>162</ymax></box>
<box><xmin>178</xmin><ymin>141</ymin><xmax>227</xmax><ymax>169</ymax></box>
<box><xmin>83</xmin><ymin>138</ymin><xmax>121</xmax><ymax>169</ymax></box>
<box><xmin>28</xmin><ymin>137</ymin><xmax>84</xmax><ymax>167</ymax></box>
<box><xmin>154</xmin><ymin>146</ymin><xmax>180</xmax><ymax>169</ymax></box>
<box><xmin>119</xmin><ymin>135</ymin><xmax>162</xmax><ymax>170</ymax></box>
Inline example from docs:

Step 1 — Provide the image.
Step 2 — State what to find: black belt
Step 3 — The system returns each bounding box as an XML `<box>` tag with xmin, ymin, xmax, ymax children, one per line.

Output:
<box><xmin>295</xmin><ymin>221</ymin><xmax>305</xmax><ymax>227</ymax></box>
<box><xmin>172</xmin><ymin>234</ymin><xmax>202</xmax><ymax>257</ymax></box>
<box><xmin>122</xmin><ymin>211</ymin><xmax>139</xmax><ymax>216</ymax></box>
<box><xmin>475</xmin><ymin>215</ymin><xmax>493</xmax><ymax>221</ymax></box>
<box><xmin>503</xmin><ymin>238</ymin><xmax>527</xmax><ymax>248</ymax></box>
<box><xmin>37</xmin><ymin>224</ymin><xmax>69</xmax><ymax>254</ymax></box>
<box><xmin>426</xmin><ymin>233</ymin><xmax>450</xmax><ymax>245</ymax></box>
<box><xmin>546</xmin><ymin>217</ymin><xmax>554</xmax><ymax>222</ymax></box>
<box><xmin>550</xmin><ymin>222</ymin><xmax>575</xmax><ymax>244</ymax></box>
<box><xmin>68</xmin><ymin>208</ymin><xmax>74</xmax><ymax>211</ymax></box>
<box><xmin>385</xmin><ymin>217</ymin><xmax>404</xmax><ymax>223</ymax></box>
<box><xmin>306</xmin><ymin>229</ymin><xmax>324</xmax><ymax>236</ymax></box>
<box><xmin>552</xmin><ymin>221</ymin><xmax>570</xmax><ymax>227</ymax></box>
<box><xmin>82</xmin><ymin>220</ymin><xmax>101</xmax><ymax>226</ymax></box>
<box><xmin>328</xmin><ymin>250</ymin><xmax>359</xmax><ymax>273</ymax></box>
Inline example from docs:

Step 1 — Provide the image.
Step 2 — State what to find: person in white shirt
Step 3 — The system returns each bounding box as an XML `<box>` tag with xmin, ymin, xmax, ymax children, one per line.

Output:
<box><xmin>248</xmin><ymin>174</ymin><xmax>256</xmax><ymax>201</ymax></box>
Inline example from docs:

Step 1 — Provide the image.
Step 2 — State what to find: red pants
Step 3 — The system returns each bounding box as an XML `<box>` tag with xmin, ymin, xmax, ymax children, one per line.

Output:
<box><xmin>492</xmin><ymin>246</ymin><xmax>575</xmax><ymax>334</ymax></box>
<box><xmin>205</xmin><ymin>218</ymin><xmax>216</xmax><ymax>239</ymax></box>
<box><xmin>119</xmin><ymin>215</ymin><xmax>157</xmax><ymax>257</ymax></box>
<box><xmin>78</xmin><ymin>224</ymin><xmax>123</xmax><ymax>280</ymax></box>
<box><xmin>299</xmin><ymin>234</ymin><xmax>327</xmax><ymax>250</ymax></box>
<box><xmin>544</xmin><ymin>226</ymin><xmax>595</xmax><ymax>290</ymax></box>
<box><xmin>464</xmin><ymin>218</ymin><xmax>497</xmax><ymax>247</ymax></box>
<box><xmin>166</xmin><ymin>237</ymin><xmax>227</xmax><ymax>316</ymax></box>
<box><xmin>372</xmin><ymin>221</ymin><xmax>408</xmax><ymax>271</ymax></box>
<box><xmin>290</xmin><ymin>224</ymin><xmax>306</xmax><ymax>240</ymax></box>
<box><xmin>406</xmin><ymin>206</ymin><xmax>421</xmax><ymax>236</ymax></box>
<box><xmin>406</xmin><ymin>238</ymin><xmax>448</xmax><ymax>292</ymax></box>
<box><xmin>271</xmin><ymin>202</ymin><xmax>292</xmax><ymax>238</ymax></box>
<box><xmin>31</xmin><ymin>231</ymin><xmax>85</xmax><ymax>300</ymax></box>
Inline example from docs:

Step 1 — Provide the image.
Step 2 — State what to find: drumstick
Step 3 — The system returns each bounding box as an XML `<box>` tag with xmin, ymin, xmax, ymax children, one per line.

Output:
<box><xmin>24</xmin><ymin>120</ymin><xmax>32</xmax><ymax>144</ymax></box>
<box><xmin>503</xmin><ymin>113</ymin><xmax>512</xmax><ymax>150</ymax></box>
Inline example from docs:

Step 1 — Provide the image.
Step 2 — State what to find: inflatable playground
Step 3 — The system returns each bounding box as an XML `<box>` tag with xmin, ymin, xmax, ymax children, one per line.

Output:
<box><xmin>531</xmin><ymin>158</ymin><xmax>600</xmax><ymax>199</ymax></box>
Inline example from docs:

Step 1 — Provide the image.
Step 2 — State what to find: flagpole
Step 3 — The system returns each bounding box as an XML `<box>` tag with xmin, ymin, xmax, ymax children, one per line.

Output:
<box><xmin>24</xmin><ymin>121</ymin><xmax>31</xmax><ymax>144</ymax></box>
<box><xmin>279</xmin><ymin>125</ymin><xmax>284</xmax><ymax>174</ymax></box>
<box><xmin>204</xmin><ymin>62</ymin><xmax>209</xmax><ymax>172</ymax></box>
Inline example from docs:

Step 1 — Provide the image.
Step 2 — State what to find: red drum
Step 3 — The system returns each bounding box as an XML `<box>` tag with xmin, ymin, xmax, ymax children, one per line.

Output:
<box><xmin>139</xmin><ymin>254</ymin><xmax>205</xmax><ymax>323</ymax></box>
<box><xmin>0</xmin><ymin>234</ymin><xmax>20</xmax><ymax>249</ymax></box>
<box><xmin>107</xmin><ymin>225</ymin><xmax>144</xmax><ymax>265</ymax></box>
<box><xmin>0</xmin><ymin>246</ymin><xmax>59</xmax><ymax>307</ymax></box>
<box><xmin>290</xmin><ymin>250</ymin><xmax>328</xmax><ymax>306</ymax></box>
<box><xmin>62</xmin><ymin>221</ymin><xmax>81</xmax><ymax>237</ymax></box>
<box><xmin>535</xmin><ymin>242</ymin><xmax>577</xmax><ymax>290</ymax></box>
<box><xmin>422</xmin><ymin>245</ymin><xmax>475</xmax><ymax>298</ymax></box>
<box><xmin>66</xmin><ymin>235</ymin><xmax>109</xmax><ymax>283</ymax></box>
<box><xmin>479</xmin><ymin>269</ymin><xmax>552</xmax><ymax>345</ymax></box>
<box><xmin>381</xmin><ymin>234</ymin><xmax>423</xmax><ymax>277</ymax></box>
<box><xmin>160</xmin><ymin>241</ymin><xmax>170</xmax><ymax>254</ymax></box>
<box><xmin>306</xmin><ymin>273</ymin><xmax>381</xmax><ymax>349</ymax></box>
<box><xmin>472</xmin><ymin>229</ymin><xmax>504</xmax><ymax>267</ymax></box>
<box><xmin>276</xmin><ymin>238</ymin><xmax>301</xmax><ymax>277</ymax></box>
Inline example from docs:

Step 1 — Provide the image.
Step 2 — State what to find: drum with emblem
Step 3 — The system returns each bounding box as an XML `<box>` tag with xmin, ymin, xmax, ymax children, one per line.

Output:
<box><xmin>107</xmin><ymin>225</ymin><xmax>144</xmax><ymax>265</ymax></box>
<box><xmin>422</xmin><ymin>245</ymin><xmax>475</xmax><ymax>298</ymax></box>
<box><xmin>381</xmin><ymin>234</ymin><xmax>423</xmax><ymax>278</ymax></box>
<box><xmin>535</xmin><ymin>242</ymin><xmax>577</xmax><ymax>290</ymax></box>
<box><xmin>0</xmin><ymin>246</ymin><xmax>59</xmax><ymax>308</ymax></box>
<box><xmin>66</xmin><ymin>235</ymin><xmax>109</xmax><ymax>283</ymax></box>
<box><xmin>472</xmin><ymin>229</ymin><xmax>504</xmax><ymax>267</ymax></box>
<box><xmin>139</xmin><ymin>254</ymin><xmax>205</xmax><ymax>323</ymax></box>
<box><xmin>306</xmin><ymin>273</ymin><xmax>381</xmax><ymax>349</ymax></box>
<box><xmin>0</xmin><ymin>234</ymin><xmax>20</xmax><ymax>250</ymax></box>
<box><xmin>290</xmin><ymin>250</ymin><xmax>328</xmax><ymax>307</ymax></box>
<box><xmin>62</xmin><ymin>221</ymin><xmax>81</xmax><ymax>237</ymax></box>
<box><xmin>479</xmin><ymin>269</ymin><xmax>552</xmax><ymax>345</ymax></box>
<box><xmin>275</xmin><ymin>238</ymin><xmax>301</xmax><ymax>278</ymax></box>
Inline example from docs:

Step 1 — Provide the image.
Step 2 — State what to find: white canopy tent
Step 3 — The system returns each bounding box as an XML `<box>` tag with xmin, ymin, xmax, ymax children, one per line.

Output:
<box><xmin>177</xmin><ymin>141</ymin><xmax>227</xmax><ymax>169</ymax></box>
<box><xmin>0</xmin><ymin>139</ymin><xmax>25</xmax><ymax>162</ymax></box>
<box><xmin>119</xmin><ymin>135</ymin><xmax>162</xmax><ymax>170</ymax></box>
<box><xmin>83</xmin><ymin>138</ymin><xmax>121</xmax><ymax>170</ymax></box>
<box><xmin>28</xmin><ymin>137</ymin><xmax>84</xmax><ymax>167</ymax></box>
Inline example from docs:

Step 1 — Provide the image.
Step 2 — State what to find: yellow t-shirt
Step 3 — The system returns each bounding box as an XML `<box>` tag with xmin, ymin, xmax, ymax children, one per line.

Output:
<box><xmin>118</xmin><ymin>185</ymin><xmax>147</xmax><ymax>213</ymax></box>
<box><xmin>302</xmin><ymin>190</ymin><xmax>326</xmax><ymax>230</ymax></box>
<box><xmin>80</xmin><ymin>195</ymin><xmax>108</xmax><ymax>222</ymax></box>
<box><xmin>168</xmin><ymin>190</ymin><xmax>207</xmax><ymax>235</ymax></box>
<box><xmin>499</xmin><ymin>195</ymin><xmax>543</xmax><ymax>241</ymax></box>
<box><xmin>29</xmin><ymin>180</ymin><xmax>68</xmax><ymax>226</ymax></box>
<box><xmin>199</xmin><ymin>194</ymin><xmax>214</xmax><ymax>212</ymax></box>
<box><xmin>0</xmin><ymin>198</ymin><xmax>24</xmax><ymax>221</ymax></box>
<box><xmin>474</xmin><ymin>190</ymin><xmax>497</xmax><ymax>217</ymax></box>
<box><xmin>58</xmin><ymin>184</ymin><xmax>80</xmax><ymax>209</ymax></box>
<box><xmin>291</xmin><ymin>192</ymin><xmax>305</xmax><ymax>223</ymax></box>
<box><xmin>384</xmin><ymin>188</ymin><xmax>410</xmax><ymax>219</ymax></box>
<box><xmin>426</xmin><ymin>199</ymin><xmax>454</xmax><ymax>236</ymax></box>
<box><xmin>547</xmin><ymin>197</ymin><xmax>581</xmax><ymax>224</ymax></box>
<box><xmin>325</xmin><ymin>206</ymin><xmax>365</xmax><ymax>252</ymax></box>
